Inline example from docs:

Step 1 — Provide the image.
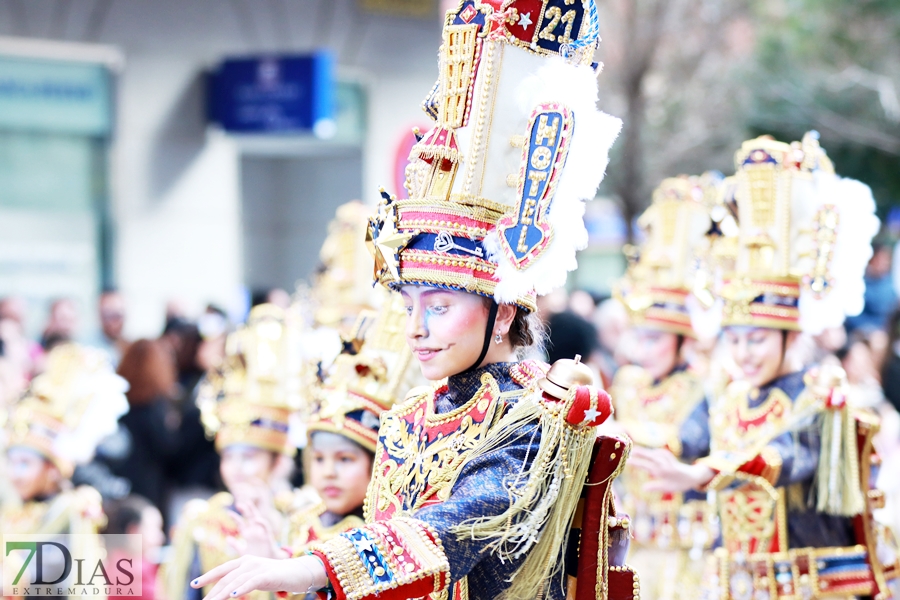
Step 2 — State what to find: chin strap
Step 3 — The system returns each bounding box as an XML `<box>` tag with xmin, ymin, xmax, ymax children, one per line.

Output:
<box><xmin>463</xmin><ymin>301</ymin><xmax>499</xmax><ymax>374</ymax></box>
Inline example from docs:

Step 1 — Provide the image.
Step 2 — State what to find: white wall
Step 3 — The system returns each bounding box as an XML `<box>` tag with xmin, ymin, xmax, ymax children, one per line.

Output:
<box><xmin>0</xmin><ymin>0</ymin><xmax>441</xmax><ymax>336</ymax></box>
<box><xmin>241</xmin><ymin>152</ymin><xmax>364</xmax><ymax>291</ymax></box>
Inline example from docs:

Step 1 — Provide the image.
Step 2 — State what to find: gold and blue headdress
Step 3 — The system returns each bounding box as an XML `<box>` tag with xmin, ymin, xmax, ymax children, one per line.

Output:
<box><xmin>704</xmin><ymin>133</ymin><xmax>879</xmax><ymax>334</ymax></box>
<box><xmin>367</xmin><ymin>0</ymin><xmax>622</xmax><ymax>310</ymax></box>
<box><xmin>198</xmin><ymin>304</ymin><xmax>305</xmax><ymax>456</ymax></box>
<box><xmin>307</xmin><ymin>292</ymin><xmax>415</xmax><ymax>453</ymax></box>
<box><xmin>615</xmin><ymin>174</ymin><xmax>720</xmax><ymax>337</ymax></box>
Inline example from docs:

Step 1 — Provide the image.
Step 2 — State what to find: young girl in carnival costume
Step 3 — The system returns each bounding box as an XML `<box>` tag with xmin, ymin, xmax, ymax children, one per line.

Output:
<box><xmin>163</xmin><ymin>304</ymin><xmax>313</xmax><ymax>600</ymax></box>
<box><xmin>1</xmin><ymin>344</ymin><xmax>129</xmax><ymax>600</ymax></box>
<box><xmin>275</xmin><ymin>293</ymin><xmax>416</xmax><ymax>558</ymax></box>
<box><xmin>193</xmin><ymin>1</ymin><xmax>640</xmax><ymax>599</ymax></box>
<box><xmin>611</xmin><ymin>174</ymin><xmax>722</xmax><ymax>600</ymax></box>
<box><xmin>632</xmin><ymin>133</ymin><xmax>900</xmax><ymax>600</ymax></box>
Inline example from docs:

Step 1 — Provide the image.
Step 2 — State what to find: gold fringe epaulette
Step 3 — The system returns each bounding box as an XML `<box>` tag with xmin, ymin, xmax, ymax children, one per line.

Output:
<box><xmin>450</xmin><ymin>384</ymin><xmax>600</xmax><ymax>600</ymax></box>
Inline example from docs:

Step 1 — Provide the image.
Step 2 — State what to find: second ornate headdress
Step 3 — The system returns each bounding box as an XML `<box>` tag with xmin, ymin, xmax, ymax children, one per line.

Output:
<box><xmin>198</xmin><ymin>304</ymin><xmax>305</xmax><ymax>456</ymax></box>
<box><xmin>307</xmin><ymin>292</ymin><xmax>416</xmax><ymax>452</ymax></box>
<box><xmin>366</xmin><ymin>0</ymin><xmax>622</xmax><ymax>310</ymax></box>
<box><xmin>615</xmin><ymin>174</ymin><xmax>720</xmax><ymax>337</ymax></box>
<box><xmin>706</xmin><ymin>133</ymin><xmax>879</xmax><ymax>334</ymax></box>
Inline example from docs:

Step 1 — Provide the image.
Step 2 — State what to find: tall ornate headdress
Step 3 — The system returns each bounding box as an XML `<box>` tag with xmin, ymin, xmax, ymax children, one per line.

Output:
<box><xmin>307</xmin><ymin>292</ymin><xmax>415</xmax><ymax>452</ymax></box>
<box><xmin>6</xmin><ymin>344</ymin><xmax>129</xmax><ymax>478</ymax></box>
<box><xmin>708</xmin><ymin>133</ymin><xmax>879</xmax><ymax>334</ymax></box>
<box><xmin>367</xmin><ymin>0</ymin><xmax>621</xmax><ymax>310</ymax></box>
<box><xmin>198</xmin><ymin>303</ymin><xmax>304</xmax><ymax>456</ymax></box>
<box><xmin>313</xmin><ymin>201</ymin><xmax>382</xmax><ymax>329</ymax></box>
<box><xmin>614</xmin><ymin>174</ymin><xmax>720</xmax><ymax>337</ymax></box>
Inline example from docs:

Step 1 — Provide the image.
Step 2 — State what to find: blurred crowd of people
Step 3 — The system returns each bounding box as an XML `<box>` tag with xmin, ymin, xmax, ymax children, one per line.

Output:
<box><xmin>0</xmin><ymin>287</ymin><xmax>298</xmax><ymax>531</ymax></box>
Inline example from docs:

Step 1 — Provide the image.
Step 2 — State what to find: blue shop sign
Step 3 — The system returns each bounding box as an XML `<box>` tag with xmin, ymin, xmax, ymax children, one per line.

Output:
<box><xmin>0</xmin><ymin>56</ymin><xmax>112</xmax><ymax>136</ymax></box>
<box><xmin>208</xmin><ymin>53</ymin><xmax>335</xmax><ymax>136</ymax></box>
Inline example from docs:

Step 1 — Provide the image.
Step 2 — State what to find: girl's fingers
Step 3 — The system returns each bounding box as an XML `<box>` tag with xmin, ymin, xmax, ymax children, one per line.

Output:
<box><xmin>192</xmin><ymin>558</ymin><xmax>241</xmax><ymax>589</ymax></box>
<box><xmin>229</xmin><ymin>574</ymin><xmax>268</xmax><ymax>598</ymax></box>
<box><xmin>202</xmin><ymin>565</ymin><xmax>250</xmax><ymax>600</ymax></box>
<box><xmin>628</xmin><ymin>446</ymin><xmax>659</xmax><ymax>462</ymax></box>
<box><xmin>626</xmin><ymin>455</ymin><xmax>658</xmax><ymax>474</ymax></box>
<box><xmin>643</xmin><ymin>479</ymin><xmax>674</xmax><ymax>493</ymax></box>
<box><xmin>231</xmin><ymin>510</ymin><xmax>247</xmax><ymax>528</ymax></box>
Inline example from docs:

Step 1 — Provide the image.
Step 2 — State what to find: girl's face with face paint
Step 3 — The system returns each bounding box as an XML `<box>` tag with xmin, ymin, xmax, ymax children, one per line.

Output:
<box><xmin>219</xmin><ymin>445</ymin><xmax>278</xmax><ymax>492</ymax></box>
<box><xmin>7</xmin><ymin>447</ymin><xmax>61</xmax><ymax>502</ymax></box>
<box><xmin>401</xmin><ymin>286</ymin><xmax>495</xmax><ymax>381</ymax></box>
<box><xmin>629</xmin><ymin>328</ymin><xmax>680</xmax><ymax>382</ymax></box>
<box><xmin>308</xmin><ymin>432</ymin><xmax>373</xmax><ymax>517</ymax></box>
<box><xmin>723</xmin><ymin>326</ymin><xmax>788</xmax><ymax>388</ymax></box>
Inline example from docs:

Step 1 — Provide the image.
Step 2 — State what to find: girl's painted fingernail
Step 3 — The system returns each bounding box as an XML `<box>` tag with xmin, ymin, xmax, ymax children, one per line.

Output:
<box><xmin>192</xmin><ymin>580</ymin><xmax>199</xmax><ymax>586</ymax></box>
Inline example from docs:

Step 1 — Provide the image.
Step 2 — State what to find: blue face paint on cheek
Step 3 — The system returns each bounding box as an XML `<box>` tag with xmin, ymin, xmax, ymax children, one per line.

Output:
<box><xmin>422</xmin><ymin>306</ymin><xmax>433</xmax><ymax>337</ymax></box>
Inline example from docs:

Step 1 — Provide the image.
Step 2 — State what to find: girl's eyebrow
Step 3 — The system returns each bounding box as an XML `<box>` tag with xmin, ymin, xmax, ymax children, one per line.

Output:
<box><xmin>419</xmin><ymin>289</ymin><xmax>452</xmax><ymax>299</ymax></box>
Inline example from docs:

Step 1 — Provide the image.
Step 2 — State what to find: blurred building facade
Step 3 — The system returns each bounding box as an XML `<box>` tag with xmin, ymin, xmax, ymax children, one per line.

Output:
<box><xmin>0</xmin><ymin>0</ymin><xmax>442</xmax><ymax>336</ymax></box>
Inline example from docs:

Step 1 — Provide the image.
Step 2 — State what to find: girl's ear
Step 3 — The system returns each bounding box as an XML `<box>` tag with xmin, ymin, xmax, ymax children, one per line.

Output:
<box><xmin>496</xmin><ymin>303</ymin><xmax>517</xmax><ymax>335</ymax></box>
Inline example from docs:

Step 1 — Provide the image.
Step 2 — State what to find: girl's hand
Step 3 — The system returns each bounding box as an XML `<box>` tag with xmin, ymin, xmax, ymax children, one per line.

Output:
<box><xmin>192</xmin><ymin>554</ymin><xmax>328</xmax><ymax>600</ymax></box>
<box><xmin>628</xmin><ymin>446</ymin><xmax>715</xmax><ymax>493</ymax></box>
<box><xmin>231</xmin><ymin>500</ymin><xmax>287</xmax><ymax>559</ymax></box>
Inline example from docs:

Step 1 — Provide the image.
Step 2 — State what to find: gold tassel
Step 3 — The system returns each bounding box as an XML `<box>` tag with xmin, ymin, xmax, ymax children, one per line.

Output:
<box><xmin>448</xmin><ymin>392</ymin><xmax>596</xmax><ymax>600</ymax></box>
<box><xmin>816</xmin><ymin>405</ymin><xmax>864</xmax><ymax>516</ymax></box>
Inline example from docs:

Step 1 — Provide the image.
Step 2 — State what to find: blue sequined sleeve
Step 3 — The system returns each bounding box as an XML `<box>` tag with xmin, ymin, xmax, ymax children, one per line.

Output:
<box><xmin>412</xmin><ymin>419</ymin><xmax>568</xmax><ymax>600</ymax></box>
<box><xmin>678</xmin><ymin>397</ymin><xmax>711</xmax><ymax>461</ymax></box>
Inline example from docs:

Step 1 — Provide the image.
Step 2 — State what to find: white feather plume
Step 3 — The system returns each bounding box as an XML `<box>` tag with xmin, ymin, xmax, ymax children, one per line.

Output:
<box><xmin>52</xmin><ymin>352</ymin><xmax>130</xmax><ymax>467</ymax></box>
<box><xmin>488</xmin><ymin>58</ymin><xmax>622</xmax><ymax>303</ymax></box>
<box><xmin>798</xmin><ymin>172</ymin><xmax>880</xmax><ymax>334</ymax></box>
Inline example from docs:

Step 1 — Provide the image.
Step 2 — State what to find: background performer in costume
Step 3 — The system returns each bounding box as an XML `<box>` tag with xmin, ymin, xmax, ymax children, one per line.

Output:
<box><xmin>612</xmin><ymin>174</ymin><xmax>721</xmax><ymax>600</ymax></box>
<box><xmin>163</xmin><ymin>304</ymin><xmax>313</xmax><ymax>600</ymax></box>
<box><xmin>632</xmin><ymin>133</ymin><xmax>900</xmax><ymax>600</ymax></box>
<box><xmin>287</xmin><ymin>294</ymin><xmax>415</xmax><ymax>555</ymax></box>
<box><xmin>192</xmin><ymin>1</ymin><xmax>636</xmax><ymax>599</ymax></box>
<box><xmin>1</xmin><ymin>344</ymin><xmax>128</xmax><ymax>600</ymax></box>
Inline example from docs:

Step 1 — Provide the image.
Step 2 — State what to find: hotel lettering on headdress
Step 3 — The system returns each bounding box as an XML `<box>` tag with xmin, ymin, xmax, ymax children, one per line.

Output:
<box><xmin>498</xmin><ymin>105</ymin><xmax>572</xmax><ymax>267</ymax></box>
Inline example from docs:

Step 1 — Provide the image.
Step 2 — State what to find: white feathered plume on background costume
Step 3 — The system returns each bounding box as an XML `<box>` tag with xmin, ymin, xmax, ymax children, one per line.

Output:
<box><xmin>688</xmin><ymin>133</ymin><xmax>879</xmax><ymax>337</ymax></box>
<box><xmin>7</xmin><ymin>343</ymin><xmax>129</xmax><ymax>476</ymax></box>
<box><xmin>51</xmin><ymin>347</ymin><xmax>130</xmax><ymax>467</ymax></box>
<box><xmin>797</xmin><ymin>172</ymin><xmax>880</xmax><ymax>334</ymax></box>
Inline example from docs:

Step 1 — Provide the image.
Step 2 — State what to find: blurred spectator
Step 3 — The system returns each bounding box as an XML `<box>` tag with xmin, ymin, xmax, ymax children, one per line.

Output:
<box><xmin>0</xmin><ymin>326</ymin><xmax>23</xmax><ymax>409</ymax></box>
<box><xmin>164</xmin><ymin>309</ymin><xmax>228</xmax><ymax>523</ymax></box>
<box><xmin>838</xmin><ymin>332</ymin><xmax>884</xmax><ymax>408</ymax></box>
<box><xmin>881</xmin><ymin>309</ymin><xmax>900</xmax><ymax>413</ymax></box>
<box><xmin>535</xmin><ymin>288</ymin><xmax>569</xmax><ymax>325</ymax></box>
<box><xmin>41</xmin><ymin>297</ymin><xmax>79</xmax><ymax>350</ymax></box>
<box><xmin>846</xmin><ymin>241</ymin><xmax>898</xmax><ymax>333</ymax></box>
<box><xmin>94</xmin><ymin>289</ymin><xmax>130</xmax><ymax>367</ymax></box>
<box><xmin>196</xmin><ymin>305</ymin><xmax>229</xmax><ymax>371</ymax></box>
<box><xmin>164</xmin><ymin>298</ymin><xmax>189</xmax><ymax>329</ymax></box>
<box><xmin>0</xmin><ymin>318</ymin><xmax>37</xmax><ymax>395</ymax></box>
<box><xmin>251</xmin><ymin>287</ymin><xmax>291</xmax><ymax>309</ymax></box>
<box><xmin>0</xmin><ymin>296</ymin><xmax>44</xmax><ymax>379</ymax></box>
<box><xmin>0</xmin><ymin>296</ymin><xmax>27</xmax><ymax>326</ymax></box>
<box><xmin>99</xmin><ymin>289</ymin><xmax>128</xmax><ymax>366</ymax></box>
<box><xmin>545</xmin><ymin>309</ymin><xmax>600</xmax><ymax>368</ymax></box>
<box><xmin>569</xmin><ymin>289</ymin><xmax>600</xmax><ymax>320</ymax></box>
<box><xmin>160</xmin><ymin>318</ymin><xmax>203</xmax><ymax>393</ymax></box>
<box><xmin>105</xmin><ymin>339</ymin><xmax>180</xmax><ymax>515</ymax></box>
<box><xmin>105</xmin><ymin>495</ymin><xmax>165</xmax><ymax>600</ymax></box>
<box><xmin>593</xmin><ymin>298</ymin><xmax>629</xmax><ymax>383</ymax></box>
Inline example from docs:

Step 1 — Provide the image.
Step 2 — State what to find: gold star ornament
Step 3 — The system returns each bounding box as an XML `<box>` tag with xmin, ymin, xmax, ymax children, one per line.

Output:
<box><xmin>366</xmin><ymin>191</ymin><xmax>413</xmax><ymax>284</ymax></box>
